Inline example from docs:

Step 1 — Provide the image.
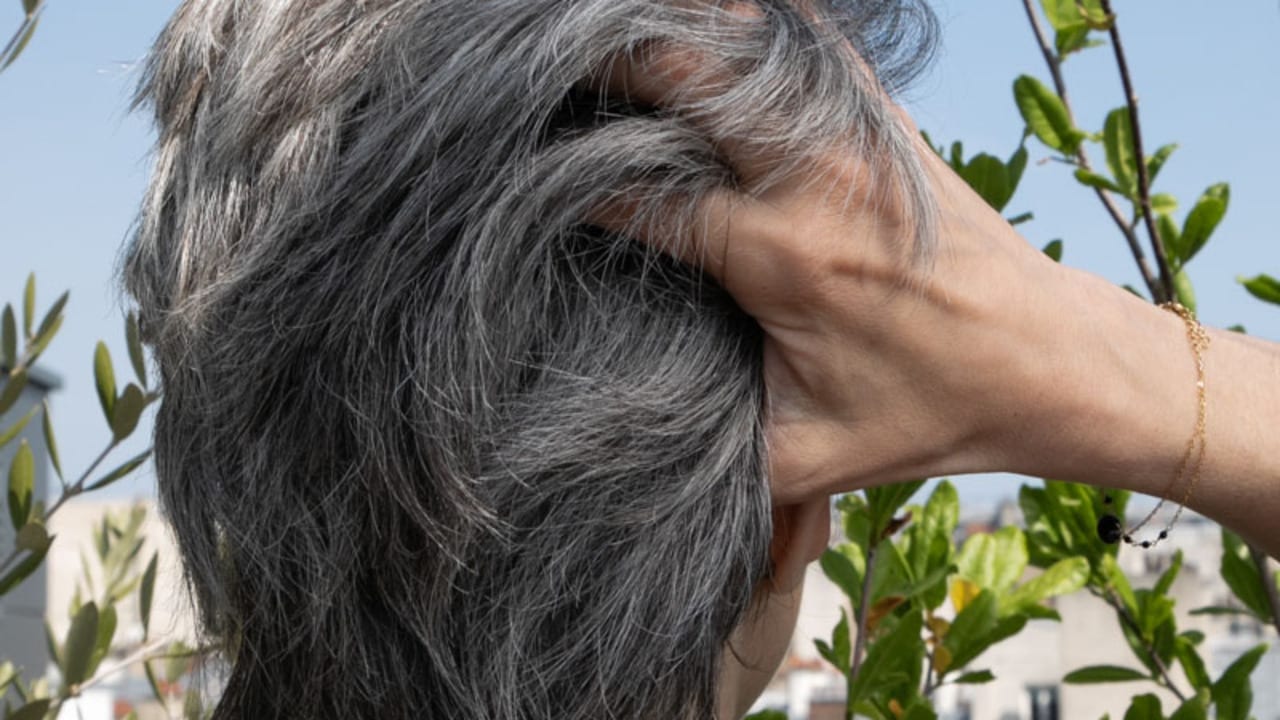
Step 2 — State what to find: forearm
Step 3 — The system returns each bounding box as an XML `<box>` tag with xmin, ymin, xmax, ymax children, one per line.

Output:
<box><xmin>1005</xmin><ymin>263</ymin><xmax>1280</xmax><ymax>557</ymax></box>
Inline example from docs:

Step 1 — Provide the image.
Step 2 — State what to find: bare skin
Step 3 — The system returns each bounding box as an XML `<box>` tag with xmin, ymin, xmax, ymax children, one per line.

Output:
<box><xmin>601</xmin><ymin>36</ymin><xmax>1280</xmax><ymax>558</ymax></box>
<box><xmin>601</xmin><ymin>29</ymin><xmax>1280</xmax><ymax>719</ymax></box>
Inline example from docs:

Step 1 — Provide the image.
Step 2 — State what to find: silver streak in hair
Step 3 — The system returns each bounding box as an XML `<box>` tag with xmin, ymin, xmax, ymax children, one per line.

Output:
<box><xmin>124</xmin><ymin>1</ymin><xmax>938</xmax><ymax>718</ymax></box>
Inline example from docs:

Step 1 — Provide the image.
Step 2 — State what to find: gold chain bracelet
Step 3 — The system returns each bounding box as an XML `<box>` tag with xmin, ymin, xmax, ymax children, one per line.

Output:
<box><xmin>1097</xmin><ymin>301</ymin><xmax>1209</xmax><ymax>548</ymax></box>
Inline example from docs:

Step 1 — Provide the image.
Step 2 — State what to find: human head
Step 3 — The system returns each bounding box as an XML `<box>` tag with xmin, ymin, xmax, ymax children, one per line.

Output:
<box><xmin>125</xmin><ymin>1</ymin><xmax>936</xmax><ymax>717</ymax></box>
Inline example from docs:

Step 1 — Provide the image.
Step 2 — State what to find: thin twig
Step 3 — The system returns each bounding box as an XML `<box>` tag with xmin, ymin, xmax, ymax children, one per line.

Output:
<box><xmin>1097</xmin><ymin>0</ymin><xmax>1175</xmax><ymax>301</ymax></box>
<box><xmin>846</xmin><ymin>541</ymin><xmax>879</xmax><ymax>720</ymax></box>
<box><xmin>0</xmin><ymin>441</ymin><xmax>119</xmax><ymax>577</ymax></box>
<box><xmin>1018</xmin><ymin>0</ymin><xmax>1166</xmax><ymax>301</ymax></box>
<box><xmin>1104</xmin><ymin>589</ymin><xmax>1188</xmax><ymax>702</ymax></box>
<box><xmin>1247</xmin><ymin>546</ymin><xmax>1280</xmax><ymax>637</ymax></box>
<box><xmin>69</xmin><ymin>639</ymin><xmax>169</xmax><ymax>695</ymax></box>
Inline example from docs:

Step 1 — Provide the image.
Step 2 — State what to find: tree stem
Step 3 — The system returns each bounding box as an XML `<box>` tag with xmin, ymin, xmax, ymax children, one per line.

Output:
<box><xmin>847</xmin><ymin>540</ymin><xmax>879</xmax><ymax>719</ymax></box>
<box><xmin>1105</xmin><ymin>589</ymin><xmax>1188</xmax><ymax>702</ymax></box>
<box><xmin>1097</xmin><ymin>0</ymin><xmax>1176</xmax><ymax>302</ymax></box>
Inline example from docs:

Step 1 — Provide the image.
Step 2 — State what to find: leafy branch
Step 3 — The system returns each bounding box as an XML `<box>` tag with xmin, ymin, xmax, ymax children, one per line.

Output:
<box><xmin>1095</xmin><ymin>0</ymin><xmax>1175</xmax><ymax>300</ymax></box>
<box><xmin>1017</xmin><ymin>0</ymin><xmax>1166</xmax><ymax>301</ymax></box>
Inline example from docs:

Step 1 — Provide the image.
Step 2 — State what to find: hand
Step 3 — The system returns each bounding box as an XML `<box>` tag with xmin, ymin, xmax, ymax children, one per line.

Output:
<box><xmin>597</xmin><ymin>39</ymin><xmax>1074</xmax><ymax>503</ymax></box>
<box><xmin>598</xmin><ymin>36</ymin><xmax>1280</xmax><ymax>561</ymax></box>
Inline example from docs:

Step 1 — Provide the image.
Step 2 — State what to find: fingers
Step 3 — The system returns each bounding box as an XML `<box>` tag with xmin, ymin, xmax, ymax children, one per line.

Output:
<box><xmin>595</xmin><ymin>2</ymin><xmax>764</xmax><ymax>107</ymax></box>
<box><xmin>589</xmin><ymin>185</ymin><xmax>741</xmax><ymax>285</ymax></box>
<box><xmin>600</xmin><ymin>39</ymin><xmax>714</xmax><ymax>110</ymax></box>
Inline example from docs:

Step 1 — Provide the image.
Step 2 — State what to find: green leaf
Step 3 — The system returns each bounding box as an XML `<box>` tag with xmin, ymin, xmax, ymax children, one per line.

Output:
<box><xmin>953</xmin><ymin>670</ymin><xmax>995</xmax><ymax>684</ymax></box>
<box><xmin>1002</xmin><ymin>556</ymin><xmax>1088</xmax><ymax>614</ymax></box>
<box><xmin>94</xmin><ymin>341</ymin><xmax>117</xmax><ymax>425</ymax></box>
<box><xmin>61</xmin><ymin>601</ymin><xmax>100</xmax><ymax>686</ymax></box>
<box><xmin>1150</xmin><ymin>193</ymin><xmax>1177</xmax><ymax>215</ymax></box>
<box><xmin>1101</xmin><ymin>554</ymin><xmax>1137</xmax><ymax>615</ymax></box>
<box><xmin>24</xmin><ymin>312</ymin><xmax>60</xmax><ymax>367</ymax></box>
<box><xmin>1173</xmin><ymin>269</ymin><xmax>1196</xmax><ymax>314</ymax></box>
<box><xmin>144</xmin><ymin>660</ymin><xmax>166</xmax><ymax>705</ymax></box>
<box><xmin>902</xmin><ymin>480</ymin><xmax>959</xmax><ymax>609</ymax></box>
<box><xmin>86</xmin><ymin>449</ymin><xmax>153</xmax><ymax>492</ymax></box>
<box><xmin>959</xmin><ymin>153</ymin><xmax>1014</xmax><ymax>211</ymax></box>
<box><xmin>1220</xmin><ymin>529</ymin><xmax>1271</xmax><ymax>619</ymax></box>
<box><xmin>0</xmin><ymin>402</ymin><xmax>39</xmax><ymax>448</ymax></box>
<box><xmin>944</xmin><ymin>589</ymin><xmax>997</xmax><ymax>667</ymax></box>
<box><xmin>1014</xmin><ymin>75</ymin><xmax>1083</xmax><ymax>155</ymax></box>
<box><xmin>848</xmin><ymin>609</ymin><xmax>924</xmax><ymax>708</ymax></box>
<box><xmin>0</xmin><ymin>367</ymin><xmax>28</xmax><ymax>416</ymax></box>
<box><xmin>1212</xmin><ymin>644</ymin><xmax>1268</xmax><ymax>720</ymax></box>
<box><xmin>866</xmin><ymin>480</ymin><xmax>925</xmax><ymax>541</ymax></box>
<box><xmin>1</xmin><ymin>304</ymin><xmax>15</xmax><ymax>369</ymax></box>
<box><xmin>1177</xmin><ymin>183</ymin><xmax>1229</xmax><ymax>264</ymax></box>
<box><xmin>956</xmin><ymin>526</ymin><xmax>1027</xmax><ymax>597</ymax></box>
<box><xmin>1147</xmin><ymin>144</ymin><xmax>1178</xmax><ymax>182</ymax></box>
<box><xmin>815</xmin><ymin>612</ymin><xmax>850</xmax><ymax>674</ymax></box>
<box><xmin>0</xmin><ymin>660</ymin><xmax>15</xmax><ymax>691</ymax></box>
<box><xmin>1123</xmin><ymin>694</ymin><xmax>1164</xmax><ymax>720</ymax></box>
<box><xmin>1239</xmin><ymin>274</ymin><xmax>1280</xmax><ymax>306</ymax></box>
<box><xmin>15</xmin><ymin>520</ymin><xmax>48</xmax><ymax>553</ymax></box>
<box><xmin>1007</xmin><ymin>211</ymin><xmax>1035</xmax><ymax>226</ymax></box>
<box><xmin>1134</xmin><ymin>588</ymin><xmax>1176</xmax><ymax>642</ymax></box>
<box><xmin>1063</xmin><ymin>665</ymin><xmax>1150</xmax><ymax>683</ymax></box>
<box><xmin>1042</xmin><ymin>240</ymin><xmax>1064</xmax><ymax>262</ymax></box>
<box><xmin>126</xmin><ymin>312</ymin><xmax>148</xmax><ymax>389</ymax></box>
<box><xmin>1174</xmin><ymin>636</ymin><xmax>1210</xmax><ymax>690</ymax></box>
<box><xmin>8</xmin><ymin>440</ymin><xmax>34</xmax><ymax>531</ymax></box>
<box><xmin>837</xmin><ymin>493</ymin><xmax>872</xmax><ymax>550</ymax></box>
<box><xmin>1153</xmin><ymin>550</ymin><xmax>1183</xmax><ymax>596</ymax></box>
<box><xmin>0</xmin><ymin>540</ymin><xmax>49</xmax><ymax>594</ymax></box>
<box><xmin>89</xmin><ymin>603</ymin><xmax>118</xmax><ymax>677</ymax></box>
<box><xmin>111</xmin><ymin>383</ymin><xmax>147</xmax><ymax>441</ymax></box>
<box><xmin>1168</xmin><ymin>690</ymin><xmax>1210</xmax><ymax>720</ymax></box>
<box><xmin>140</xmin><ymin>552</ymin><xmax>159</xmax><ymax>638</ymax></box>
<box><xmin>41</xmin><ymin>401</ymin><xmax>61</xmax><ymax>481</ymax></box>
<box><xmin>1054</xmin><ymin>25</ymin><xmax>1091</xmax><ymax>56</ymax></box>
<box><xmin>1040</xmin><ymin>0</ymin><xmax>1081</xmax><ymax>30</ymax></box>
<box><xmin>22</xmin><ymin>274</ymin><xmax>35</xmax><ymax>338</ymax></box>
<box><xmin>1074</xmin><ymin>168</ymin><xmax>1125</xmax><ymax>195</ymax></box>
<box><xmin>1008</xmin><ymin>144</ymin><xmax>1029</xmax><ymax>190</ymax></box>
<box><xmin>1103</xmin><ymin>108</ymin><xmax>1137</xmax><ymax>196</ymax></box>
<box><xmin>8</xmin><ymin>699</ymin><xmax>52</xmax><ymax>720</ymax></box>
<box><xmin>821</xmin><ymin>546</ymin><xmax>863</xmax><ymax>607</ymax></box>
<box><xmin>1</xmin><ymin>16</ymin><xmax>39</xmax><ymax>71</ymax></box>
<box><xmin>1158</xmin><ymin>214</ymin><xmax>1182</xmax><ymax>268</ymax></box>
<box><xmin>34</xmin><ymin>290</ymin><xmax>67</xmax><ymax>340</ymax></box>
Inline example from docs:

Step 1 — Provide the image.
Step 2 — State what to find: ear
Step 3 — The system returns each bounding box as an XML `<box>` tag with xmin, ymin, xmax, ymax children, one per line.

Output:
<box><xmin>768</xmin><ymin>495</ymin><xmax>832</xmax><ymax>594</ymax></box>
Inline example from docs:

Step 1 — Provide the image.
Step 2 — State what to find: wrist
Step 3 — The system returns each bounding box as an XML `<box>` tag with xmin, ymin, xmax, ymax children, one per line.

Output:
<box><xmin>993</xmin><ymin>264</ymin><xmax>1196</xmax><ymax>498</ymax></box>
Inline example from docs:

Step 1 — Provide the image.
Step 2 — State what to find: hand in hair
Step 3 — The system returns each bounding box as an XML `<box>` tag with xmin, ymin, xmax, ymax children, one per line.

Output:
<box><xmin>601</xmin><ymin>40</ymin><xmax>1280</xmax><ymax>559</ymax></box>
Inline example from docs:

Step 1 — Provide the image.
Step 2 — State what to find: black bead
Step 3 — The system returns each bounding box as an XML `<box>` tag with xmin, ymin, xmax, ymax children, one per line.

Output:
<box><xmin>1097</xmin><ymin>514</ymin><xmax>1123</xmax><ymax>544</ymax></box>
<box><xmin>1103</xmin><ymin>495</ymin><xmax>1113</xmax><ymax>505</ymax></box>
<box><xmin>1123</xmin><ymin>534</ymin><xmax>1133</xmax><ymax>544</ymax></box>
<box><xmin>1141</xmin><ymin>541</ymin><xmax>1152</xmax><ymax>549</ymax></box>
<box><xmin>1159</xmin><ymin>531</ymin><xmax>1169</xmax><ymax>540</ymax></box>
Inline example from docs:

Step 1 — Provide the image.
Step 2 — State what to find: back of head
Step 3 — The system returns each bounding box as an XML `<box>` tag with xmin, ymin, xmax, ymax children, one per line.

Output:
<box><xmin>125</xmin><ymin>1</ymin><xmax>936</xmax><ymax>717</ymax></box>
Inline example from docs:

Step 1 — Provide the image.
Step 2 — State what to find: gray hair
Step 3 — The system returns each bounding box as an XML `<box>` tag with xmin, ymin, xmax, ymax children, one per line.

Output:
<box><xmin>124</xmin><ymin>1</ymin><xmax>937</xmax><ymax>717</ymax></box>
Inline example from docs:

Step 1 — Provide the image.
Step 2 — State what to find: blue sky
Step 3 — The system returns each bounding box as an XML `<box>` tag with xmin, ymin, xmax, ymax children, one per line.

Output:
<box><xmin>3</xmin><ymin>1</ymin><xmax>1278</xmax><ymax>507</ymax></box>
